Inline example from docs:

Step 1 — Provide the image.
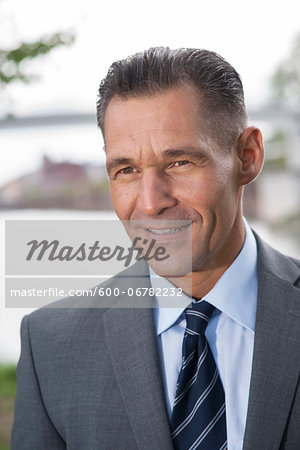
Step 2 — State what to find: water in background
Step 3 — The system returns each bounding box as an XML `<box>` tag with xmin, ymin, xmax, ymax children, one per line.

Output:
<box><xmin>0</xmin><ymin>209</ymin><xmax>299</xmax><ymax>363</ymax></box>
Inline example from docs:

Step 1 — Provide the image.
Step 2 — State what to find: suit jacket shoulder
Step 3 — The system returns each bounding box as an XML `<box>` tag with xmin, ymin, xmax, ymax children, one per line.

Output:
<box><xmin>243</xmin><ymin>232</ymin><xmax>300</xmax><ymax>449</ymax></box>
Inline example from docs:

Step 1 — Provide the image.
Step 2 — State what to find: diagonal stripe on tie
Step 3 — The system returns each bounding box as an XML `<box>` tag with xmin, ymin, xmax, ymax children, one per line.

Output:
<box><xmin>170</xmin><ymin>300</ymin><xmax>227</xmax><ymax>449</ymax></box>
<box><xmin>182</xmin><ymin>349</ymin><xmax>196</xmax><ymax>369</ymax></box>
<box><xmin>219</xmin><ymin>440</ymin><xmax>228</xmax><ymax>450</ymax></box>
<box><xmin>173</xmin><ymin>343</ymin><xmax>208</xmax><ymax>406</ymax></box>
<box><xmin>186</xmin><ymin>310</ymin><xmax>209</xmax><ymax>322</ymax></box>
<box><xmin>172</xmin><ymin>368</ymin><xmax>219</xmax><ymax>437</ymax></box>
<box><xmin>188</xmin><ymin>402</ymin><xmax>226</xmax><ymax>450</ymax></box>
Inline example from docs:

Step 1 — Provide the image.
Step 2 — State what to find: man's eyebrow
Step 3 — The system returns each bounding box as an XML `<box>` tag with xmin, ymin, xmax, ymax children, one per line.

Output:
<box><xmin>106</xmin><ymin>158</ymin><xmax>134</xmax><ymax>174</ymax></box>
<box><xmin>162</xmin><ymin>147</ymin><xmax>208</xmax><ymax>160</ymax></box>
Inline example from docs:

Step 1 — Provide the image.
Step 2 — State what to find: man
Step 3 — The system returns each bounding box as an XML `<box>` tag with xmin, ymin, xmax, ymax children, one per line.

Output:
<box><xmin>12</xmin><ymin>48</ymin><xmax>300</xmax><ymax>449</ymax></box>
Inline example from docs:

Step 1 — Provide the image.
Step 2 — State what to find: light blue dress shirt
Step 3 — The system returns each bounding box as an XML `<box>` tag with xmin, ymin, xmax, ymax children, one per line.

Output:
<box><xmin>151</xmin><ymin>219</ymin><xmax>258</xmax><ymax>450</ymax></box>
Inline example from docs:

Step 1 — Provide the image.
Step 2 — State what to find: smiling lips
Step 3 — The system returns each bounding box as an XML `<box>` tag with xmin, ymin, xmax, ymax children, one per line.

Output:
<box><xmin>146</xmin><ymin>223</ymin><xmax>191</xmax><ymax>235</ymax></box>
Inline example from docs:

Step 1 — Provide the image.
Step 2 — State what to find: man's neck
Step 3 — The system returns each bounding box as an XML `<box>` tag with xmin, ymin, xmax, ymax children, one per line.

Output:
<box><xmin>167</xmin><ymin>218</ymin><xmax>245</xmax><ymax>298</ymax></box>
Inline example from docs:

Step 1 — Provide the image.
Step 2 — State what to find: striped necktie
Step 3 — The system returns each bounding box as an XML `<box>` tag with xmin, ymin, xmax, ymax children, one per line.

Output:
<box><xmin>170</xmin><ymin>300</ymin><xmax>227</xmax><ymax>450</ymax></box>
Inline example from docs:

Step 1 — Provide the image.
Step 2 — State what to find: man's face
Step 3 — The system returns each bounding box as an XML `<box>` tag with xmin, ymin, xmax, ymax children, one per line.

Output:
<box><xmin>104</xmin><ymin>85</ymin><xmax>243</xmax><ymax>275</ymax></box>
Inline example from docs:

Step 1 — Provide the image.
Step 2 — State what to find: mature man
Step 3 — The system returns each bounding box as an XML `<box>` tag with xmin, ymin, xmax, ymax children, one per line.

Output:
<box><xmin>12</xmin><ymin>48</ymin><xmax>300</xmax><ymax>449</ymax></box>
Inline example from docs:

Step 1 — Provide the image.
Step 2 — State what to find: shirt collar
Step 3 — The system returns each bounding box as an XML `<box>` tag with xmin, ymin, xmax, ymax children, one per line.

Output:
<box><xmin>152</xmin><ymin>218</ymin><xmax>258</xmax><ymax>336</ymax></box>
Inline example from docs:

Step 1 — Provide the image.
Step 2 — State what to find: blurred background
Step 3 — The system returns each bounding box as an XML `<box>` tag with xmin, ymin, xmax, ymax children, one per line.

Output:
<box><xmin>1</xmin><ymin>0</ymin><xmax>300</xmax><ymax>447</ymax></box>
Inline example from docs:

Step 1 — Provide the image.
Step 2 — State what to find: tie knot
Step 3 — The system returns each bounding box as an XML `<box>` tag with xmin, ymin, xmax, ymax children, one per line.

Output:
<box><xmin>185</xmin><ymin>300</ymin><xmax>215</xmax><ymax>335</ymax></box>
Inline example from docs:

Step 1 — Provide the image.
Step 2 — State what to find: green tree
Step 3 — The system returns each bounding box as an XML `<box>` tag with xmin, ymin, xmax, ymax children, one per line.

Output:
<box><xmin>271</xmin><ymin>32</ymin><xmax>300</xmax><ymax>110</ymax></box>
<box><xmin>0</xmin><ymin>32</ymin><xmax>75</xmax><ymax>86</ymax></box>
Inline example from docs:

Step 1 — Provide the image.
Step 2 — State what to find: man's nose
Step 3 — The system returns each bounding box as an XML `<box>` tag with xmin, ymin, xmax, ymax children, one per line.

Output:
<box><xmin>137</xmin><ymin>169</ymin><xmax>177</xmax><ymax>216</ymax></box>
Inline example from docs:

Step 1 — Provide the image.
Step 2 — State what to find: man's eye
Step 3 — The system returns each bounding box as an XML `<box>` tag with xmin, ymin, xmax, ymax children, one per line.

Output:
<box><xmin>118</xmin><ymin>167</ymin><xmax>135</xmax><ymax>175</ymax></box>
<box><xmin>173</xmin><ymin>160</ymin><xmax>190</xmax><ymax>167</ymax></box>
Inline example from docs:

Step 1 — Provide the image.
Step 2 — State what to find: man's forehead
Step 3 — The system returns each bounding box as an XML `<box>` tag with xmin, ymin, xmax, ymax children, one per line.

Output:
<box><xmin>103</xmin><ymin>85</ymin><xmax>207</xmax><ymax>142</ymax></box>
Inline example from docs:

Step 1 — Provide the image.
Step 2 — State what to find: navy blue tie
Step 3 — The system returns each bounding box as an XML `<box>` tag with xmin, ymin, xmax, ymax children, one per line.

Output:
<box><xmin>170</xmin><ymin>300</ymin><xmax>227</xmax><ymax>450</ymax></box>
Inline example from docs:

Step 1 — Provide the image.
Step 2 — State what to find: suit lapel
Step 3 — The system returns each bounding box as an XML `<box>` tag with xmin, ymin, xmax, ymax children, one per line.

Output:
<box><xmin>103</xmin><ymin>268</ymin><xmax>174</xmax><ymax>450</ymax></box>
<box><xmin>243</xmin><ymin>236</ymin><xmax>300</xmax><ymax>449</ymax></box>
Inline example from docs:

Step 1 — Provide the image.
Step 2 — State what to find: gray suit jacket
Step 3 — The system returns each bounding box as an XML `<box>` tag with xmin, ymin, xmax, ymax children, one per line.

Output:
<box><xmin>11</xmin><ymin>234</ymin><xmax>300</xmax><ymax>450</ymax></box>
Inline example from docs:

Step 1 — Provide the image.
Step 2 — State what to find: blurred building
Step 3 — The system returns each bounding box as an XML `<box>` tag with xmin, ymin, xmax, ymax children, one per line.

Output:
<box><xmin>245</xmin><ymin>106</ymin><xmax>300</xmax><ymax>228</ymax></box>
<box><xmin>0</xmin><ymin>155</ymin><xmax>113</xmax><ymax>210</ymax></box>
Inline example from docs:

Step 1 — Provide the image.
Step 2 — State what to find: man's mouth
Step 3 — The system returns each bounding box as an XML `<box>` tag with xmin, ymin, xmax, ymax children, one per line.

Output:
<box><xmin>146</xmin><ymin>223</ymin><xmax>191</xmax><ymax>235</ymax></box>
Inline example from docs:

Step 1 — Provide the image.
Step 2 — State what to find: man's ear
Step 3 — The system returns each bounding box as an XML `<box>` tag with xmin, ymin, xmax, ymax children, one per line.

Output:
<box><xmin>237</xmin><ymin>126</ymin><xmax>264</xmax><ymax>186</ymax></box>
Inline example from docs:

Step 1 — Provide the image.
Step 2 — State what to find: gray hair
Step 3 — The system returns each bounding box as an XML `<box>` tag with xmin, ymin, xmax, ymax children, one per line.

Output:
<box><xmin>97</xmin><ymin>47</ymin><xmax>248</xmax><ymax>149</ymax></box>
